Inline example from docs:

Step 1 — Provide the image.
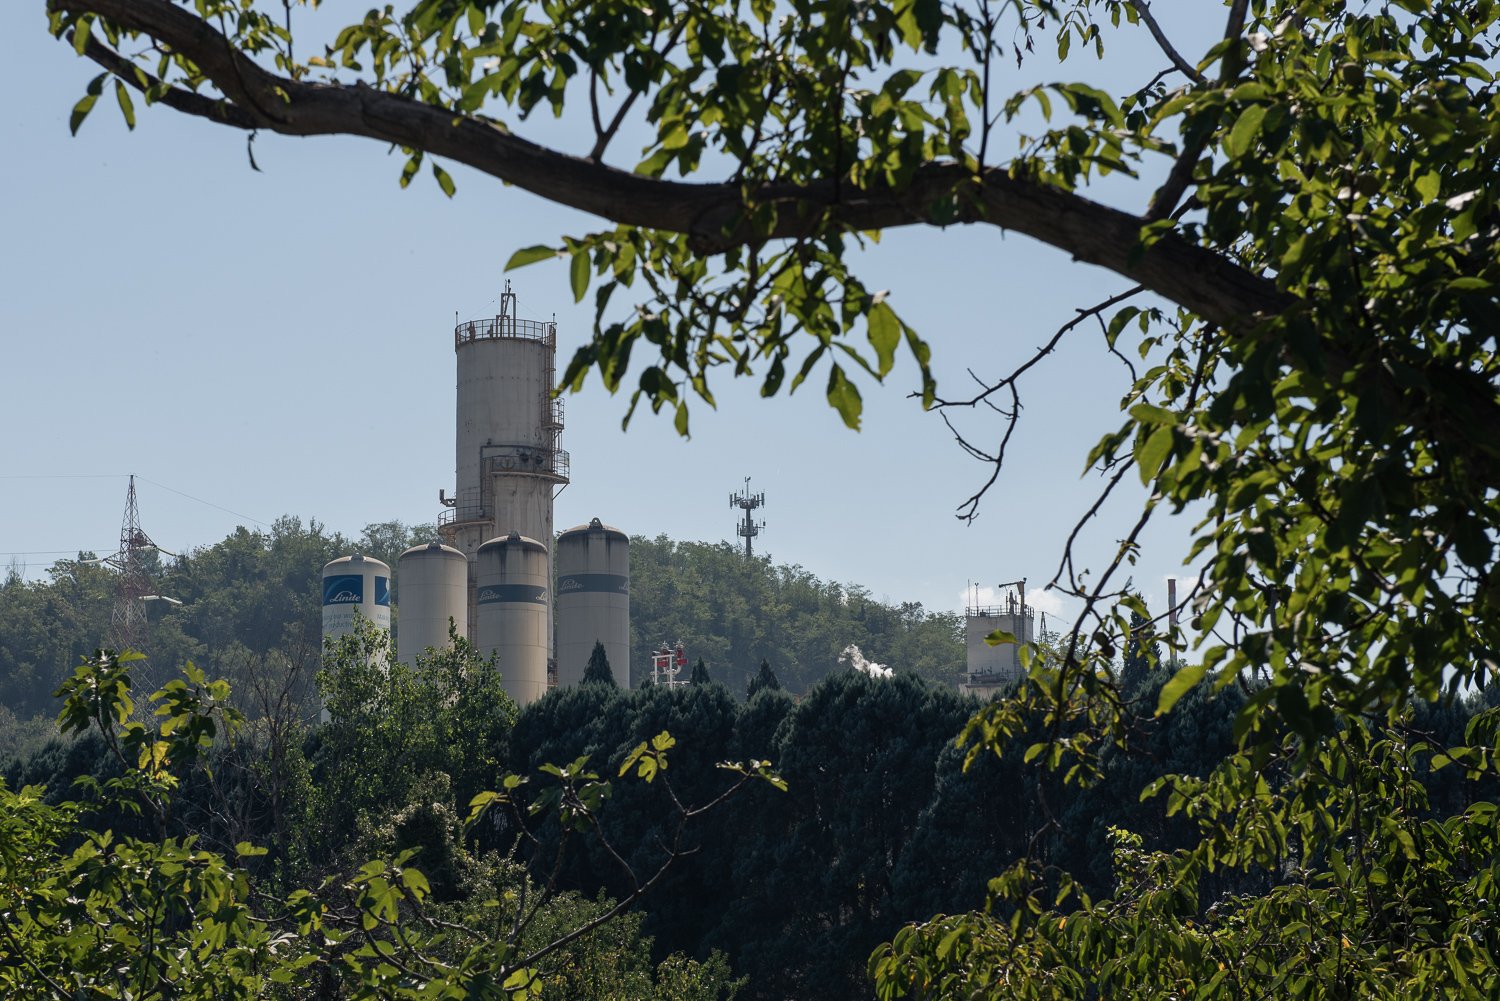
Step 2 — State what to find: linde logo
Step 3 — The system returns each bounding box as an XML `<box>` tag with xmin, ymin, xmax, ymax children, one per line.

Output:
<box><xmin>555</xmin><ymin>574</ymin><xmax>627</xmax><ymax>594</ymax></box>
<box><xmin>323</xmin><ymin>575</ymin><xmax>364</xmax><ymax>606</ymax></box>
<box><xmin>478</xmin><ymin>585</ymin><xmax>549</xmax><ymax>604</ymax></box>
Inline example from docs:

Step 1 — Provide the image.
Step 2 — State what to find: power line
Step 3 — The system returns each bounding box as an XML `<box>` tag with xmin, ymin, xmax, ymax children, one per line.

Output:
<box><xmin>1</xmin><ymin>473</ymin><xmax>268</xmax><ymax>528</ymax></box>
<box><xmin>137</xmin><ymin>476</ymin><xmax>269</xmax><ymax>528</ymax></box>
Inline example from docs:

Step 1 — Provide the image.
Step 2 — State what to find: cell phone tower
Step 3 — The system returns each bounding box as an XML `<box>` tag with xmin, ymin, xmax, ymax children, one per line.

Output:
<box><xmin>106</xmin><ymin>475</ymin><xmax>172</xmax><ymax>654</ymax></box>
<box><xmin>730</xmin><ymin>477</ymin><xmax>766</xmax><ymax>557</ymax></box>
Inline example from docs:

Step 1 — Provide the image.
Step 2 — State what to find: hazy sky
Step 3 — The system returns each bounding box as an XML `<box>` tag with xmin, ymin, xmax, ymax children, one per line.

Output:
<box><xmin>1</xmin><ymin>5</ymin><xmax>1230</xmax><ymax>630</ymax></box>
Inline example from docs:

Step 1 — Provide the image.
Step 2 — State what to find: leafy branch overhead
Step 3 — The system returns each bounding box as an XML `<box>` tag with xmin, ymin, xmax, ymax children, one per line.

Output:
<box><xmin>44</xmin><ymin>0</ymin><xmax>1500</xmax><ymax>854</ymax></box>
<box><xmin>54</xmin><ymin>0</ymin><xmax>1491</xmax><ymax>432</ymax></box>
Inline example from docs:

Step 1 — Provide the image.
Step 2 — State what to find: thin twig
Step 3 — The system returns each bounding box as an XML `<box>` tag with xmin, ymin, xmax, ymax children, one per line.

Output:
<box><xmin>1133</xmin><ymin>1</ymin><xmax>1205</xmax><ymax>83</ymax></box>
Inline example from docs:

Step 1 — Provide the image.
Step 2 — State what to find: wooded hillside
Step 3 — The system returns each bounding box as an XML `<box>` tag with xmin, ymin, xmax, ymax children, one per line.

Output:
<box><xmin>0</xmin><ymin>518</ymin><xmax>961</xmax><ymax>734</ymax></box>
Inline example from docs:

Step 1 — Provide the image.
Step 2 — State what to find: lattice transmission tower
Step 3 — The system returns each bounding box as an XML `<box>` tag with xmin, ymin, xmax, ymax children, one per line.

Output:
<box><xmin>106</xmin><ymin>475</ymin><xmax>171</xmax><ymax>654</ymax></box>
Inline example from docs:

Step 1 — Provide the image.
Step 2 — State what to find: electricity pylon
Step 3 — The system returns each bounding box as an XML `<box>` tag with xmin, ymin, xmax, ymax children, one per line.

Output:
<box><xmin>105</xmin><ymin>475</ymin><xmax>171</xmax><ymax>654</ymax></box>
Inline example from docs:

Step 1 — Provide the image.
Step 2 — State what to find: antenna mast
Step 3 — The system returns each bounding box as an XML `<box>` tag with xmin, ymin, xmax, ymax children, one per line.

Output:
<box><xmin>729</xmin><ymin>477</ymin><xmax>766</xmax><ymax>557</ymax></box>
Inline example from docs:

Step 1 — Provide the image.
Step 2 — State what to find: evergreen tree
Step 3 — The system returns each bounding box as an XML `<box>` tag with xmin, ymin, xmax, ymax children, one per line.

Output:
<box><xmin>729</xmin><ymin>670</ymin><xmax>969</xmax><ymax>999</ymax></box>
<box><xmin>1120</xmin><ymin>610</ymin><xmax>1160</xmax><ymax>692</ymax></box>
<box><xmin>582</xmin><ymin>641</ymin><xmax>616</xmax><ymax>687</ymax></box>
<box><xmin>690</xmin><ymin>658</ymin><xmax>710</xmax><ymax>685</ymax></box>
<box><xmin>746</xmin><ymin>659</ymin><xmax>780</xmax><ymax>698</ymax></box>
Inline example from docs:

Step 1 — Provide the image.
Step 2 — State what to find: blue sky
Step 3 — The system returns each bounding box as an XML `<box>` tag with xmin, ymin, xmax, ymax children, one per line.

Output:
<box><xmin>0</xmin><ymin>4</ymin><xmax>1230</xmax><ymax>629</ymax></box>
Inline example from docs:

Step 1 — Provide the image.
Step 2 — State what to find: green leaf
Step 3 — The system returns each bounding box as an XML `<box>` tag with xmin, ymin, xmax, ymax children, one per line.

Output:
<box><xmin>1136</xmin><ymin>426</ymin><xmax>1174</xmax><ymax>484</ymax></box>
<box><xmin>506</xmin><ymin>244</ymin><xmax>561</xmax><ymax>270</ymax></box>
<box><xmin>1128</xmin><ymin>402</ymin><xmax>1178</xmax><ymax>426</ymax></box>
<box><xmin>570</xmin><ymin>250</ymin><xmax>590</xmax><ymax>303</ymax></box>
<box><xmin>1156</xmin><ymin>662</ymin><xmax>1207</xmax><ymax>715</ymax></box>
<box><xmin>826</xmin><ymin>365</ymin><xmax>863</xmax><ymax>430</ymax></box>
<box><xmin>399</xmin><ymin>152</ymin><xmax>422</xmax><ymax>189</ymax></box>
<box><xmin>1224</xmin><ymin>103</ymin><xmax>1267</xmax><ymax>159</ymax></box>
<box><xmin>431</xmin><ymin>162</ymin><xmax>456</xmax><ymax>197</ymax></box>
<box><xmin>69</xmin><ymin>73</ymin><xmax>106</xmax><ymax>136</ymax></box>
<box><xmin>72</xmin><ymin>16</ymin><xmax>92</xmax><ymax>55</ymax></box>
<box><xmin>114</xmin><ymin>80</ymin><xmax>135</xmax><ymax>130</ymax></box>
<box><xmin>867</xmin><ymin>301</ymin><xmax>900</xmax><ymax>378</ymax></box>
<box><xmin>400</xmin><ymin>867</ymin><xmax>431</xmax><ymax>897</ymax></box>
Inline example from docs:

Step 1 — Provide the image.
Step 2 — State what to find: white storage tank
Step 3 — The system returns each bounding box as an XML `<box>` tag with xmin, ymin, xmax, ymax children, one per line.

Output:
<box><xmin>555</xmin><ymin>518</ymin><xmax>630</xmax><ymax>688</ymax></box>
<box><xmin>476</xmin><ymin>532</ymin><xmax>550</xmax><ymax>706</ymax></box>
<box><xmin>396</xmin><ymin>542</ymin><xmax>469</xmax><ymax>665</ymax></box>
<box><xmin>321</xmin><ymin>554</ymin><xmax>392</xmax><ymax>649</ymax></box>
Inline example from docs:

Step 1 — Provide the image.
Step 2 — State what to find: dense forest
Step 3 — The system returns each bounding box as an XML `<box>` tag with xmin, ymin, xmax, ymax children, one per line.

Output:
<box><xmin>0</xmin><ymin>518</ymin><xmax>963</xmax><ymax>749</ymax></box>
<box><xmin>6</xmin><ymin>635</ymin><xmax>1496</xmax><ymax>999</ymax></box>
<box><xmin>5</xmin><ymin>518</ymin><xmax>1499</xmax><ymax>997</ymax></box>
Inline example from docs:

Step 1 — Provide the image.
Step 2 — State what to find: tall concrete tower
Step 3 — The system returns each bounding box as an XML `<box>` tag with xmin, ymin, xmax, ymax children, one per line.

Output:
<box><xmin>439</xmin><ymin>283</ymin><xmax>569</xmax><ymax>699</ymax></box>
<box><xmin>959</xmin><ymin>579</ymin><xmax>1033</xmax><ymax>699</ymax></box>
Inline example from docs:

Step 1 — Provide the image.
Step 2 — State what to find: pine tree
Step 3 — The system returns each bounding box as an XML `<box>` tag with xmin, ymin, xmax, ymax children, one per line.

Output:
<box><xmin>1120</xmin><ymin>611</ymin><xmax>1160</xmax><ymax>692</ymax></box>
<box><xmin>581</xmin><ymin>641</ymin><xmax>616</xmax><ymax>687</ymax></box>
<box><xmin>747</xmin><ymin>658</ymin><xmax>780</xmax><ymax>698</ymax></box>
<box><xmin>690</xmin><ymin>658</ymin><xmax>710</xmax><ymax>685</ymax></box>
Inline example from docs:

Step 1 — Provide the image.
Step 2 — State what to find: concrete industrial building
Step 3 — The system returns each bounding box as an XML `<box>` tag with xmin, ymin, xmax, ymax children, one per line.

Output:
<box><xmin>438</xmin><ymin>283</ymin><xmax>569</xmax><ymax>643</ymax></box>
<box><xmin>321</xmin><ymin>283</ymin><xmax>631</xmax><ymax>709</ymax></box>
<box><xmin>959</xmin><ymin>581</ymin><xmax>1033</xmax><ymax>699</ymax></box>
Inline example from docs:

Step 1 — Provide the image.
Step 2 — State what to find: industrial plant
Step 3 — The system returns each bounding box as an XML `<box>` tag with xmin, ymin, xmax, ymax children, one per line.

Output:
<box><xmin>313</xmin><ymin>281</ymin><xmax>1035</xmax><ymax>707</ymax></box>
<box><xmin>959</xmin><ymin>580</ymin><xmax>1034</xmax><ymax>699</ymax></box>
<box><xmin>319</xmin><ymin>284</ymin><xmax>630</xmax><ymax>707</ymax></box>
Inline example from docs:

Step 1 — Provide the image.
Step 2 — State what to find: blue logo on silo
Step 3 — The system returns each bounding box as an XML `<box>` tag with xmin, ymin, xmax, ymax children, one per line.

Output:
<box><xmin>324</xmin><ymin>574</ymin><xmax>364</xmax><ymax>606</ymax></box>
<box><xmin>375</xmin><ymin>576</ymin><xmax>391</xmax><ymax>607</ymax></box>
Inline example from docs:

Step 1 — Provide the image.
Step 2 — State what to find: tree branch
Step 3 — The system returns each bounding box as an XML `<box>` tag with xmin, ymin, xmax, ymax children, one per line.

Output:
<box><xmin>78</xmin><ymin>31</ymin><xmax>256</xmax><ymax>128</ymax></box>
<box><xmin>54</xmin><ymin>0</ymin><xmax>1281</xmax><ymax>332</ymax></box>
<box><xmin>51</xmin><ymin>0</ymin><xmax>1500</xmax><ymax>489</ymax></box>
<box><xmin>1145</xmin><ymin>0</ymin><xmax>1252</xmax><ymax>222</ymax></box>
<box><xmin>1131</xmin><ymin>1</ymin><xmax>1205</xmax><ymax>84</ymax></box>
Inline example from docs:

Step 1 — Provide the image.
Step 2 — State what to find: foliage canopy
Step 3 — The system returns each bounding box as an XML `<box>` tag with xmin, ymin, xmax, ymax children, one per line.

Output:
<box><xmin>37</xmin><ymin>0</ymin><xmax>1500</xmax><ymax>996</ymax></box>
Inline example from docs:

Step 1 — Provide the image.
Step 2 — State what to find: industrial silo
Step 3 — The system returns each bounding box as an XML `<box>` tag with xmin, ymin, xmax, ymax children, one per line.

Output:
<box><xmin>476</xmin><ymin>532</ymin><xmax>550</xmax><ymax>706</ymax></box>
<box><xmin>439</xmin><ymin>283</ymin><xmax>570</xmax><ymax>642</ymax></box>
<box><xmin>396</xmin><ymin>542</ymin><xmax>469</xmax><ymax>665</ymax></box>
<box><xmin>321</xmin><ymin>554</ymin><xmax>392</xmax><ymax>654</ymax></box>
<box><xmin>555</xmin><ymin>518</ymin><xmax>630</xmax><ymax>688</ymax></box>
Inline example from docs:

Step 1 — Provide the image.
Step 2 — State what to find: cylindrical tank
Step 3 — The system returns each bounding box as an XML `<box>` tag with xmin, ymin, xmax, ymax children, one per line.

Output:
<box><xmin>453</xmin><ymin>314</ymin><xmax>558</xmax><ymax>551</ymax></box>
<box><xmin>321</xmin><ymin>554</ymin><xmax>392</xmax><ymax>650</ymax></box>
<box><xmin>555</xmin><ymin>518</ymin><xmax>630</xmax><ymax>688</ymax></box>
<box><xmin>396</xmin><ymin>543</ymin><xmax>469</xmax><ymax>665</ymax></box>
<box><xmin>443</xmin><ymin>298</ymin><xmax>570</xmax><ymax>650</ymax></box>
<box><xmin>475</xmin><ymin>532</ymin><xmax>550</xmax><ymax>706</ymax></box>
<box><xmin>456</xmin><ymin>330</ymin><xmax>549</xmax><ymax>497</ymax></box>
